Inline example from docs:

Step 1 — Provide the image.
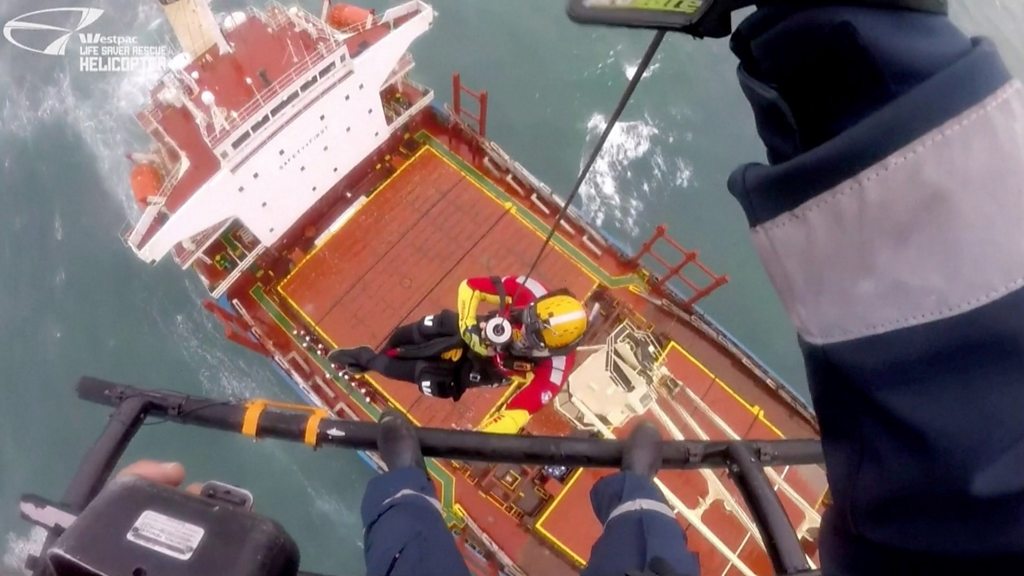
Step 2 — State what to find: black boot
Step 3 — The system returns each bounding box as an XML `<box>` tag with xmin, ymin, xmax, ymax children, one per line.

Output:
<box><xmin>327</xmin><ymin>346</ymin><xmax>376</xmax><ymax>374</ymax></box>
<box><xmin>623</xmin><ymin>421</ymin><xmax>662</xmax><ymax>479</ymax></box>
<box><xmin>377</xmin><ymin>410</ymin><xmax>426</xmax><ymax>474</ymax></box>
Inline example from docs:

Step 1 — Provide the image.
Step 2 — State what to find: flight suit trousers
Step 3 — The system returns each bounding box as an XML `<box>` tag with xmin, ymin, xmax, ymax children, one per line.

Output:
<box><xmin>583</xmin><ymin>472</ymin><xmax>700</xmax><ymax>576</ymax></box>
<box><xmin>361</xmin><ymin>467</ymin><xmax>470</xmax><ymax>576</ymax></box>
<box><xmin>362</xmin><ymin>469</ymin><xmax>698</xmax><ymax>576</ymax></box>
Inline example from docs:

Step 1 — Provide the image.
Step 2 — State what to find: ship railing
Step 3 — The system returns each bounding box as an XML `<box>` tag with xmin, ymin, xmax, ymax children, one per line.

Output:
<box><xmin>265</xmin><ymin>1</ymin><xmax>342</xmax><ymax>50</ymax></box>
<box><xmin>258</xmin><ymin>2</ymin><xmax>340</xmax><ymax>48</ymax></box>
<box><xmin>203</xmin><ymin>45</ymin><xmax>339</xmax><ymax>147</ymax></box>
<box><xmin>135</xmin><ymin>78</ymin><xmax>176</xmax><ymax>138</ymax></box>
<box><xmin>210</xmin><ymin>245</ymin><xmax>267</xmax><ymax>298</ymax></box>
<box><xmin>136</xmin><ymin>108</ymin><xmax>159</xmax><ymax>134</ymax></box>
<box><xmin>196</xmin><ymin>2</ymin><xmax>346</xmax><ymax>147</ymax></box>
<box><xmin>152</xmin><ymin>158</ymin><xmax>186</xmax><ymax>204</ymax></box>
<box><xmin>136</xmin><ymin>65</ymin><xmax>207</xmax><ymax>143</ymax></box>
<box><xmin>334</xmin><ymin>0</ymin><xmax>427</xmax><ymax>36</ymax></box>
<box><xmin>387</xmin><ymin>83</ymin><xmax>434</xmax><ymax>130</ymax></box>
<box><xmin>459</xmin><ymin>515</ymin><xmax>527</xmax><ymax>576</ymax></box>
<box><xmin>473</xmin><ymin>136</ymin><xmax>611</xmax><ymax>258</ymax></box>
<box><xmin>171</xmin><ymin>219</ymin><xmax>233</xmax><ymax>269</ymax></box>
<box><xmin>256</xmin><ymin>3</ymin><xmax>290</xmax><ymax>30</ymax></box>
<box><xmin>629</xmin><ymin>286</ymin><xmax>817</xmax><ymax>425</ymax></box>
<box><xmin>119</xmin><ymin>206</ymin><xmax>160</xmax><ymax>250</ymax></box>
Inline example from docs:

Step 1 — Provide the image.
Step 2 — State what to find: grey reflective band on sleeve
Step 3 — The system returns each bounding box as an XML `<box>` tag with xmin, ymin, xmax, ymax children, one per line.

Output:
<box><xmin>605</xmin><ymin>498</ymin><xmax>676</xmax><ymax>526</ymax></box>
<box><xmin>752</xmin><ymin>81</ymin><xmax>1024</xmax><ymax>345</ymax></box>
<box><xmin>381</xmin><ymin>489</ymin><xmax>443</xmax><ymax>514</ymax></box>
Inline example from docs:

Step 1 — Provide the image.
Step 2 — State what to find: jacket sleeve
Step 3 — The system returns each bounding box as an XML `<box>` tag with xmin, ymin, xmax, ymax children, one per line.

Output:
<box><xmin>729</xmin><ymin>5</ymin><xmax>1024</xmax><ymax>566</ymax></box>
<box><xmin>504</xmin><ymin>353</ymin><xmax>575</xmax><ymax>415</ymax></box>
<box><xmin>457</xmin><ymin>277</ymin><xmax>504</xmax><ymax>355</ymax></box>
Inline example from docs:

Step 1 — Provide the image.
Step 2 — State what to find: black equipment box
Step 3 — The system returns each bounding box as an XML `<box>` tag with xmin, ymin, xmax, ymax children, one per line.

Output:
<box><xmin>47</xmin><ymin>477</ymin><xmax>299</xmax><ymax>576</ymax></box>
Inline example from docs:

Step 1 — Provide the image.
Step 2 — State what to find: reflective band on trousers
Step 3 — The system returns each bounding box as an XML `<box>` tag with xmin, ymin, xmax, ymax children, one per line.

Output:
<box><xmin>751</xmin><ymin>80</ymin><xmax>1024</xmax><ymax>345</ymax></box>
<box><xmin>381</xmin><ymin>489</ymin><xmax>443</xmax><ymax>514</ymax></box>
<box><xmin>605</xmin><ymin>498</ymin><xmax>676</xmax><ymax>526</ymax></box>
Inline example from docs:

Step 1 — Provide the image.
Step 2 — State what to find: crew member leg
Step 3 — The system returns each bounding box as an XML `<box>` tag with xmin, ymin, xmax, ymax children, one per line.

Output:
<box><xmin>384</xmin><ymin>310</ymin><xmax>461</xmax><ymax>349</ymax></box>
<box><xmin>362</xmin><ymin>414</ymin><xmax>470</xmax><ymax>576</ymax></box>
<box><xmin>582</xmin><ymin>473</ymin><xmax>699</xmax><ymax>576</ymax></box>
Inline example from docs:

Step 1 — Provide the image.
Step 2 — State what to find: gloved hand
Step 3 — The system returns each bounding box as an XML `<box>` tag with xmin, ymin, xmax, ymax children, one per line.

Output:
<box><xmin>478</xmin><ymin>409</ymin><xmax>530</xmax><ymax>435</ymax></box>
<box><xmin>461</xmin><ymin>323</ymin><xmax>493</xmax><ymax>356</ymax></box>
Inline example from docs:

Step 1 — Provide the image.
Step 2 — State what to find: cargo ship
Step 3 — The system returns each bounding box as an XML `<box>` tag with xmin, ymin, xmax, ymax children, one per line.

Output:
<box><xmin>121</xmin><ymin>1</ymin><xmax>827</xmax><ymax>573</ymax></box>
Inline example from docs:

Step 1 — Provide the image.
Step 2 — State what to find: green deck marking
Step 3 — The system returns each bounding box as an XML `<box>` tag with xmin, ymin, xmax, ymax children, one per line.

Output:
<box><xmin>250</xmin><ymin>284</ymin><xmax>465</xmax><ymax>527</ymax></box>
<box><xmin>418</xmin><ymin>132</ymin><xmax>645</xmax><ymax>290</ymax></box>
<box><xmin>221</xmin><ymin>229</ymin><xmax>243</xmax><ymax>256</ymax></box>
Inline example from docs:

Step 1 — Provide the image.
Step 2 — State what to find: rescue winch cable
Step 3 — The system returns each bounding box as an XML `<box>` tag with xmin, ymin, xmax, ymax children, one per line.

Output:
<box><xmin>514</xmin><ymin>30</ymin><xmax>666</xmax><ymax>300</ymax></box>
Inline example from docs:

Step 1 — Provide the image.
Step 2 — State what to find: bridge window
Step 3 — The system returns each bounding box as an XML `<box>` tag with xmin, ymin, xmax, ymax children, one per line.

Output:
<box><xmin>251</xmin><ymin>114</ymin><xmax>271</xmax><ymax>134</ymax></box>
<box><xmin>318</xmin><ymin>61</ymin><xmax>336</xmax><ymax>79</ymax></box>
<box><xmin>271</xmin><ymin>90</ymin><xmax>299</xmax><ymax>117</ymax></box>
<box><xmin>231</xmin><ymin>130</ymin><xmax>252</xmax><ymax>150</ymax></box>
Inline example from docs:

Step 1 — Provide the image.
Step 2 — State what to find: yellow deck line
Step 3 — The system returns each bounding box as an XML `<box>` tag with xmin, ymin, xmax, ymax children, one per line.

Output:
<box><xmin>251</xmin><ymin>284</ymin><xmax>464</xmax><ymax>526</ymax></box>
<box><xmin>277</xmin><ymin>143</ymin><xmax>606</xmax><ymax>426</ymax></box>
<box><xmin>279</xmin><ymin>146</ymin><xmax>431</xmax><ymax>293</ymax></box>
<box><xmin>361</xmin><ymin>374</ymin><xmax>420</xmax><ymax>424</ymax></box>
<box><xmin>276</xmin><ymin>148</ymin><xmax>434</xmax><ymax>352</ymax></box>
<box><xmin>660</xmin><ymin>341</ymin><xmax>785</xmax><ymax>438</ymax></box>
<box><xmin>420</xmin><ymin>135</ymin><xmax>643</xmax><ymax>290</ymax></box>
<box><xmin>534</xmin><ymin>468</ymin><xmax>587</xmax><ymax>567</ymax></box>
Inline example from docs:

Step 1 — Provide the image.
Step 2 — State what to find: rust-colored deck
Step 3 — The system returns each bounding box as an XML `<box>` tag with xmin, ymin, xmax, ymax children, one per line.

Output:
<box><xmin>274</xmin><ymin>137</ymin><xmax>825</xmax><ymax>574</ymax></box>
<box><xmin>140</xmin><ymin>3</ymin><xmax>824</xmax><ymax>572</ymax></box>
<box><xmin>533</xmin><ymin>345</ymin><xmax>827</xmax><ymax>572</ymax></box>
<box><xmin>280</xmin><ymin>147</ymin><xmax>596</xmax><ymax>429</ymax></box>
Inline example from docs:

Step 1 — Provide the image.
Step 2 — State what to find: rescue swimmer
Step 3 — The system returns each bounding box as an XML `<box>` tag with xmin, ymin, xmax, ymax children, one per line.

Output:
<box><xmin>327</xmin><ymin>276</ymin><xmax>588</xmax><ymax>434</ymax></box>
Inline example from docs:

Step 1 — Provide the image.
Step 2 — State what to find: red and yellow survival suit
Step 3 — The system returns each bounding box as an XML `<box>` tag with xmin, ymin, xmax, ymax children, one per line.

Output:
<box><xmin>459</xmin><ymin>276</ymin><xmax>585</xmax><ymax>434</ymax></box>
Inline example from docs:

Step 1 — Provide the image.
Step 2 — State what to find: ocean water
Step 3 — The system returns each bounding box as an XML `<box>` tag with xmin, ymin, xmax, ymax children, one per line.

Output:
<box><xmin>1</xmin><ymin>1</ymin><xmax>1021</xmax><ymax>573</ymax></box>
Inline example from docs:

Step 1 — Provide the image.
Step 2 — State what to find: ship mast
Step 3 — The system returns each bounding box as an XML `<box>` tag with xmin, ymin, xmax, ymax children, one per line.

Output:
<box><xmin>159</xmin><ymin>0</ymin><xmax>230</xmax><ymax>58</ymax></box>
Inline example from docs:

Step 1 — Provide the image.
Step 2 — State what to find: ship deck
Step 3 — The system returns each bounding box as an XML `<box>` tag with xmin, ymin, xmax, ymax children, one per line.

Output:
<box><xmin>262</xmin><ymin>131</ymin><xmax>826</xmax><ymax>574</ymax></box>
<box><xmin>279</xmin><ymin>145</ymin><xmax>598</xmax><ymax>428</ymax></box>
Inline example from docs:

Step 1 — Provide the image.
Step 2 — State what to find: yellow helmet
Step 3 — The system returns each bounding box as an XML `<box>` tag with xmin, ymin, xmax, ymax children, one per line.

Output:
<box><xmin>523</xmin><ymin>293</ymin><xmax>587</xmax><ymax>351</ymax></box>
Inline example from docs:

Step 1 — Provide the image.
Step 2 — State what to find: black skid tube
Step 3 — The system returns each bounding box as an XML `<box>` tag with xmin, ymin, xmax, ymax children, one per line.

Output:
<box><xmin>78</xmin><ymin>377</ymin><xmax>823</xmax><ymax>470</ymax></box>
